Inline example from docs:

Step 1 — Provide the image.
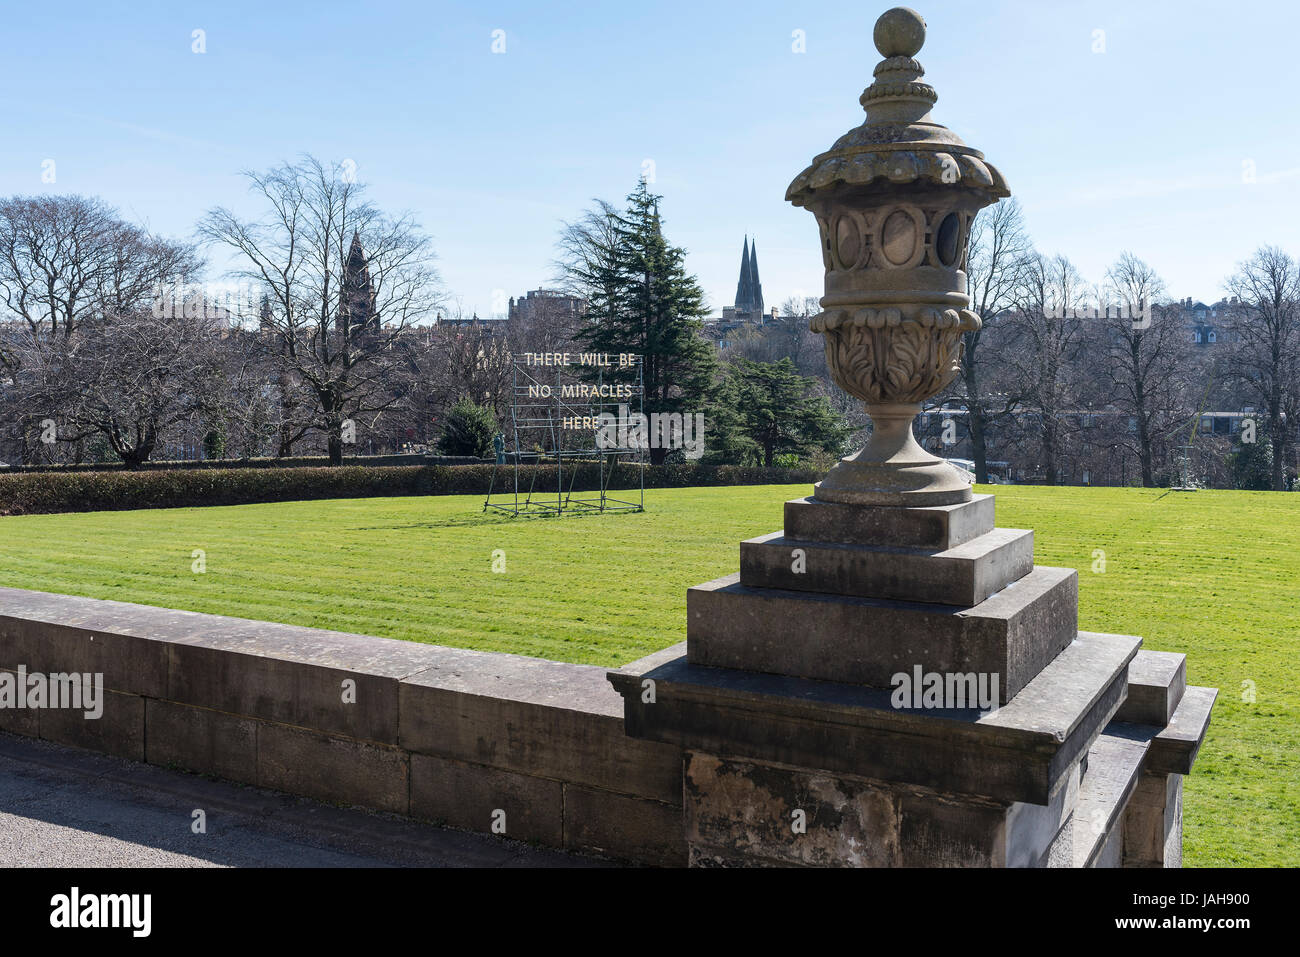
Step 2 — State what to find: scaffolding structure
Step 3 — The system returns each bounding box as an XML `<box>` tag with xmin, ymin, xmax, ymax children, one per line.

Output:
<box><xmin>1172</xmin><ymin>444</ymin><xmax>1200</xmax><ymax>492</ymax></box>
<box><xmin>484</xmin><ymin>355</ymin><xmax>645</xmax><ymax>516</ymax></box>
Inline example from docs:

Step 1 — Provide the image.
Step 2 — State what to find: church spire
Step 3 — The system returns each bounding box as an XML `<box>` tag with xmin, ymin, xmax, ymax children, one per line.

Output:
<box><xmin>733</xmin><ymin>235</ymin><xmax>764</xmax><ymax>319</ymax></box>
<box><xmin>339</xmin><ymin>230</ymin><xmax>377</xmax><ymax>336</ymax></box>
<box><xmin>735</xmin><ymin>236</ymin><xmax>752</xmax><ymax>314</ymax></box>
<box><xmin>748</xmin><ymin>239</ymin><xmax>764</xmax><ymax>320</ymax></box>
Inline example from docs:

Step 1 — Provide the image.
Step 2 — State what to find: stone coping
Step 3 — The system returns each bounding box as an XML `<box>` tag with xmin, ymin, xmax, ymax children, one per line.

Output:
<box><xmin>0</xmin><ymin>586</ymin><xmax>627</xmax><ymax>711</ymax></box>
<box><xmin>611</xmin><ymin>631</ymin><xmax>1140</xmax><ymax>804</ymax></box>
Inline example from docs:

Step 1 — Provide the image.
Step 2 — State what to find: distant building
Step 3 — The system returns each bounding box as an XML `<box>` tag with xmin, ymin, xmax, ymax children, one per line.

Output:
<box><xmin>508</xmin><ymin>289</ymin><xmax>585</xmax><ymax>325</ymax></box>
<box><xmin>436</xmin><ymin>312</ymin><xmax>508</xmax><ymax>335</ymax></box>
<box><xmin>1174</xmin><ymin>296</ymin><xmax>1235</xmax><ymax>346</ymax></box>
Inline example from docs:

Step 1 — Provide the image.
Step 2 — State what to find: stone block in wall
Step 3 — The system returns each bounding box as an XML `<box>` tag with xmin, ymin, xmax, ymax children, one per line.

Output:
<box><xmin>563</xmin><ymin>784</ymin><xmax>686</xmax><ymax>866</ymax></box>
<box><xmin>400</xmin><ymin>649</ymin><xmax>681</xmax><ymax>804</ymax></box>
<box><xmin>257</xmin><ymin>722</ymin><xmax>409</xmax><ymax>815</ymax></box>
<box><xmin>684</xmin><ymin>752</ymin><xmax>898</xmax><ymax>867</ymax></box>
<box><xmin>1122</xmin><ymin>772</ymin><xmax>1183</xmax><ymax>868</ymax></box>
<box><xmin>0</xmin><ymin>588</ymin><xmax>171</xmax><ymax>697</ymax></box>
<box><xmin>0</xmin><ymin>667</ymin><xmax>39</xmax><ymax>736</ymax></box>
<box><xmin>166</xmin><ymin>620</ymin><xmax>441</xmax><ymax>743</ymax></box>
<box><xmin>38</xmin><ymin>688</ymin><xmax>145</xmax><ymax>761</ymax></box>
<box><xmin>145</xmin><ymin>699</ymin><xmax>258</xmax><ymax>783</ymax></box>
<box><xmin>409</xmin><ymin>752</ymin><xmax>562</xmax><ymax>846</ymax></box>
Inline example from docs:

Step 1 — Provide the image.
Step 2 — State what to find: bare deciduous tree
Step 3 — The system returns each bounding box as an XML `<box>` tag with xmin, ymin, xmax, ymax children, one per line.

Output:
<box><xmin>1224</xmin><ymin>245</ymin><xmax>1300</xmax><ymax>490</ymax></box>
<box><xmin>25</xmin><ymin>308</ymin><xmax>223</xmax><ymax>467</ymax></box>
<box><xmin>1008</xmin><ymin>253</ymin><xmax>1090</xmax><ymax>484</ymax></box>
<box><xmin>199</xmin><ymin>156</ymin><xmax>443</xmax><ymax>465</ymax></box>
<box><xmin>958</xmin><ymin>198</ymin><xmax>1032</xmax><ymax>482</ymax></box>
<box><xmin>553</xmin><ymin>199</ymin><xmax>622</xmax><ymax>310</ymax></box>
<box><xmin>1100</xmin><ymin>252</ymin><xmax>1188</xmax><ymax>487</ymax></box>
<box><xmin>0</xmin><ymin>195</ymin><xmax>198</xmax><ymax>352</ymax></box>
<box><xmin>0</xmin><ymin>195</ymin><xmax>201</xmax><ymax>463</ymax></box>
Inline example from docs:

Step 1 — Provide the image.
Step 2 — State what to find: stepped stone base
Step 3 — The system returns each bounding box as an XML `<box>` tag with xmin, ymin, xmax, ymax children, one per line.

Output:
<box><xmin>610</xmin><ymin>644</ymin><xmax>1215</xmax><ymax>867</ymax></box>
<box><xmin>784</xmin><ymin>494</ymin><xmax>995</xmax><ymax>550</ymax></box>
<box><xmin>614</xmin><ymin>631</ymin><xmax>1136</xmax><ymax>806</ymax></box>
<box><xmin>611</xmin><ymin>488</ymin><xmax>1216</xmax><ymax>867</ymax></box>
<box><xmin>740</xmin><ymin>527</ymin><xmax>1034</xmax><ymax>606</ymax></box>
<box><xmin>687</xmin><ymin>565</ymin><xmax>1077</xmax><ymax>703</ymax></box>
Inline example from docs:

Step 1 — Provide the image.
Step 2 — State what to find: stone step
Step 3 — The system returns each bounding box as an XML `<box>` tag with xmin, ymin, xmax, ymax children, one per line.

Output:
<box><xmin>783</xmin><ymin>494</ymin><xmax>995</xmax><ymax>550</ymax></box>
<box><xmin>739</xmin><ymin>527</ymin><xmax>1034</xmax><ymax>606</ymax></box>
<box><xmin>1144</xmin><ymin>686</ymin><xmax>1217</xmax><ymax>775</ymax></box>
<box><xmin>1113</xmin><ymin>649</ymin><xmax>1187</xmax><ymax>726</ymax></box>
<box><xmin>1104</xmin><ymin>686</ymin><xmax>1217</xmax><ymax>776</ymax></box>
<box><xmin>686</xmin><ymin>565</ymin><xmax>1078</xmax><ymax>703</ymax></box>
<box><xmin>610</xmin><ymin>630</ymin><xmax>1141</xmax><ymax>807</ymax></box>
<box><xmin>1061</xmin><ymin>731</ymin><xmax>1148</xmax><ymax>868</ymax></box>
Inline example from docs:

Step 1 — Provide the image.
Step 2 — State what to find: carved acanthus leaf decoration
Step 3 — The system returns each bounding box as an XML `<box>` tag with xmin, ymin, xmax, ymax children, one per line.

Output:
<box><xmin>821</xmin><ymin>317</ymin><xmax>967</xmax><ymax>405</ymax></box>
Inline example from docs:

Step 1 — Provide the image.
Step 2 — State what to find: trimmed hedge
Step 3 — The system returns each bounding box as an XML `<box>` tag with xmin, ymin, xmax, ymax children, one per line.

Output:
<box><xmin>0</xmin><ymin>463</ymin><xmax>821</xmax><ymax>516</ymax></box>
<box><xmin>0</xmin><ymin>453</ymin><xmax>485</xmax><ymax>473</ymax></box>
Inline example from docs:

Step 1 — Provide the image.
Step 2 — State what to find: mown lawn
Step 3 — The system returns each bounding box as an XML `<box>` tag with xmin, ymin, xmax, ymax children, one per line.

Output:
<box><xmin>0</xmin><ymin>484</ymin><xmax>1295</xmax><ymax>866</ymax></box>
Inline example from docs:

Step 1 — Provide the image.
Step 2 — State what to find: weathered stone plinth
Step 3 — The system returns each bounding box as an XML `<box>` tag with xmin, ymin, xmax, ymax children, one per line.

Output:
<box><xmin>686</xmin><ymin>564</ymin><xmax>1076</xmax><ymax>704</ymax></box>
<box><xmin>609</xmin><ymin>492</ymin><xmax>1216</xmax><ymax>867</ymax></box>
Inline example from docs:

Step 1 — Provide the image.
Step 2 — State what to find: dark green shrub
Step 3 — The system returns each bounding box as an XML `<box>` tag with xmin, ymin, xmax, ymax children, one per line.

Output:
<box><xmin>0</xmin><ymin>462</ymin><xmax>820</xmax><ymax>516</ymax></box>
<box><xmin>436</xmin><ymin>399</ymin><xmax>499</xmax><ymax>458</ymax></box>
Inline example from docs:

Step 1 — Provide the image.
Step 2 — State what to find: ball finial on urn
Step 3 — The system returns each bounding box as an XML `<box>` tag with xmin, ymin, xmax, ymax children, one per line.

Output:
<box><xmin>873</xmin><ymin>7</ymin><xmax>926</xmax><ymax>58</ymax></box>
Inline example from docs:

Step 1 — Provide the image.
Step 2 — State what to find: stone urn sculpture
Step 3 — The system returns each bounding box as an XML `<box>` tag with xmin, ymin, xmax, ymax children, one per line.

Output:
<box><xmin>614</xmin><ymin>5</ymin><xmax>1216</xmax><ymax>871</ymax></box>
<box><xmin>786</xmin><ymin>6</ymin><xmax>1009</xmax><ymax>506</ymax></box>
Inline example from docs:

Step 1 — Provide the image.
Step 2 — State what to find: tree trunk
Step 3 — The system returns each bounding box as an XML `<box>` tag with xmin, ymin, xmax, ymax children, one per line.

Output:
<box><xmin>970</xmin><ymin>402</ymin><xmax>989</xmax><ymax>484</ymax></box>
<box><xmin>1131</xmin><ymin>337</ymin><xmax>1155</xmax><ymax>487</ymax></box>
<box><xmin>1043</xmin><ymin>416</ymin><xmax>1058</xmax><ymax>485</ymax></box>
<box><xmin>121</xmin><ymin>442</ymin><xmax>154</xmax><ymax>470</ymax></box>
<box><xmin>963</xmin><ymin>362</ymin><xmax>990</xmax><ymax>484</ymax></box>
<box><xmin>1271</xmin><ymin>398</ymin><xmax>1285</xmax><ymax>491</ymax></box>
<box><xmin>1137</xmin><ymin>412</ymin><xmax>1154</xmax><ymax>487</ymax></box>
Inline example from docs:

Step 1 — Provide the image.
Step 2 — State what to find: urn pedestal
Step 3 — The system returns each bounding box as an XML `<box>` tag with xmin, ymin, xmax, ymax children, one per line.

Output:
<box><xmin>609</xmin><ymin>490</ymin><xmax>1214</xmax><ymax>867</ymax></box>
<box><xmin>609</xmin><ymin>7</ymin><xmax>1215</xmax><ymax>868</ymax></box>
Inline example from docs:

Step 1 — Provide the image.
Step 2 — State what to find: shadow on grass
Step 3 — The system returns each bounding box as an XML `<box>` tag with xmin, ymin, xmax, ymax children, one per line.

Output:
<box><xmin>353</xmin><ymin>508</ymin><xmax>650</xmax><ymax>532</ymax></box>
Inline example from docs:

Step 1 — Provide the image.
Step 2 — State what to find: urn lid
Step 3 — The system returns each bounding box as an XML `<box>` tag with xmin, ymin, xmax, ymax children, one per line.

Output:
<box><xmin>786</xmin><ymin>7</ymin><xmax>1010</xmax><ymax>208</ymax></box>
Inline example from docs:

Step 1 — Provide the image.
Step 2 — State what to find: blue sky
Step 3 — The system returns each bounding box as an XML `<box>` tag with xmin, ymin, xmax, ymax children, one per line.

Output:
<box><xmin>2</xmin><ymin>0</ymin><xmax>1298</xmax><ymax>318</ymax></box>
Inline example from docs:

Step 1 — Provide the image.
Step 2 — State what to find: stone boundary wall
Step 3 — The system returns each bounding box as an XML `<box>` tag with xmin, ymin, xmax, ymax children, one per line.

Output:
<box><xmin>0</xmin><ymin>587</ymin><xmax>686</xmax><ymax>866</ymax></box>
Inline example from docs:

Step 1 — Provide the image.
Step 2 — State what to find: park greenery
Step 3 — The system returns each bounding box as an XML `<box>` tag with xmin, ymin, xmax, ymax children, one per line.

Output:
<box><xmin>0</xmin><ymin>165</ymin><xmax>1296</xmax><ymax>488</ymax></box>
<box><xmin>0</xmin><ymin>482</ymin><xmax>1291</xmax><ymax>866</ymax></box>
<box><xmin>0</xmin><ymin>170</ymin><xmax>848</xmax><ymax>473</ymax></box>
<box><xmin>435</xmin><ymin>398</ymin><xmax>499</xmax><ymax>458</ymax></box>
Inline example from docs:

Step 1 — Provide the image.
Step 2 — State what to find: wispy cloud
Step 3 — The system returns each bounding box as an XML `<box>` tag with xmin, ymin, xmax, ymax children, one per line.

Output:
<box><xmin>66</xmin><ymin>112</ymin><xmax>231</xmax><ymax>154</ymax></box>
<box><xmin>1040</xmin><ymin>166</ymin><xmax>1300</xmax><ymax>208</ymax></box>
